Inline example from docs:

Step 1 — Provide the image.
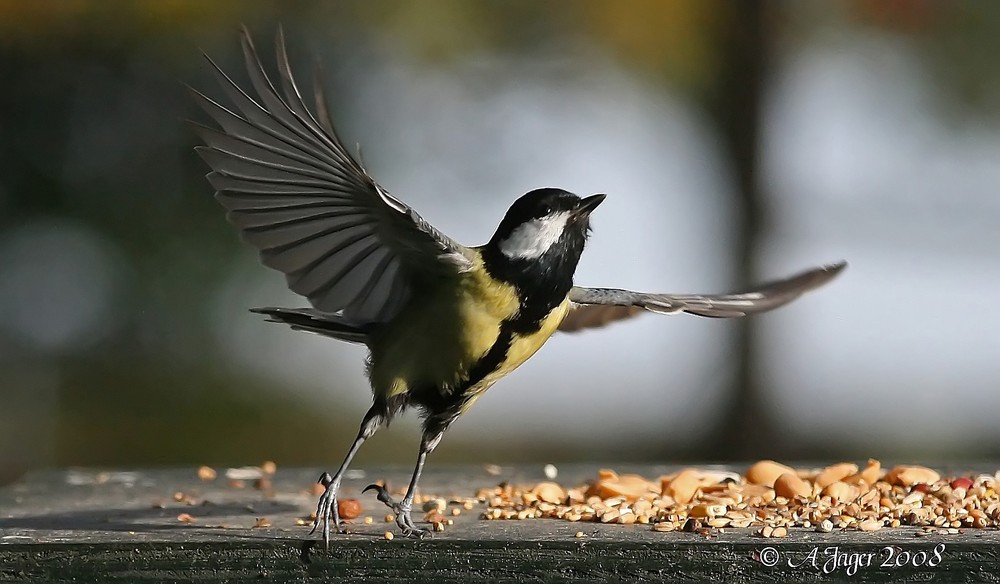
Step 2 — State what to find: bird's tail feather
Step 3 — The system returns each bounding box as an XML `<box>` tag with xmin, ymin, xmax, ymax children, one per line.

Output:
<box><xmin>250</xmin><ymin>307</ymin><xmax>369</xmax><ymax>344</ymax></box>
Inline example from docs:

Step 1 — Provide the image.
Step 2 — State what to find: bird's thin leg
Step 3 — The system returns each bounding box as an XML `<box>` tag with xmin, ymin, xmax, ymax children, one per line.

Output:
<box><xmin>364</xmin><ymin>428</ymin><xmax>445</xmax><ymax>538</ymax></box>
<box><xmin>312</xmin><ymin>405</ymin><xmax>383</xmax><ymax>547</ymax></box>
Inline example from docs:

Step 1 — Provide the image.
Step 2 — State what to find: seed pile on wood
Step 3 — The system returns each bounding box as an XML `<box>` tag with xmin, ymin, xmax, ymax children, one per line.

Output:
<box><xmin>473</xmin><ymin>461</ymin><xmax>1000</xmax><ymax>538</ymax></box>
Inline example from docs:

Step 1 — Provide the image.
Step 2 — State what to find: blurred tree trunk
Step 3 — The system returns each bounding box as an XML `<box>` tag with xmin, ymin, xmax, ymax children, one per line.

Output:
<box><xmin>704</xmin><ymin>0</ymin><xmax>776</xmax><ymax>459</ymax></box>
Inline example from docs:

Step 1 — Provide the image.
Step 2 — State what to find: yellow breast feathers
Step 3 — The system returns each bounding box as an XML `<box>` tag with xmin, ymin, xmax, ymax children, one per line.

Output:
<box><xmin>367</xmin><ymin>253</ymin><xmax>568</xmax><ymax>402</ymax></box>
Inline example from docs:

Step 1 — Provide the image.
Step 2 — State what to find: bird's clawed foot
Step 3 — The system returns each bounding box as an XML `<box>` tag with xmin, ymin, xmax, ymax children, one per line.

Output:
<box><xmin>310</xmin><ymin>472</ymin><xmax>345</xmax><ymax>546</ymax></box>
<box><xmin>363</xmin><ymin>483</ymin><xmax>429</xmax><ymax>538</ymax></box>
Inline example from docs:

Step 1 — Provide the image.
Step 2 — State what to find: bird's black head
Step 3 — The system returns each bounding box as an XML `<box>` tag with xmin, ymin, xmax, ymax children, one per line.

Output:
<box><xmin>482</xmin><ymin>188</ymin><xmax>605</xmax><ymax>327</ymax></box>
<box><xmin>487</xmin><ymin>188</ymin><xmax>605</xmax><ymax>263</ymax></box>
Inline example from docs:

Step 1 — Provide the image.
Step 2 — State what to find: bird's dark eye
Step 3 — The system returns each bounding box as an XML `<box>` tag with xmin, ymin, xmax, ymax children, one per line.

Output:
<box><xmin>536</xmin><ymin>204</ymin><xmax>553</xmax><ymax>218</ymax></box>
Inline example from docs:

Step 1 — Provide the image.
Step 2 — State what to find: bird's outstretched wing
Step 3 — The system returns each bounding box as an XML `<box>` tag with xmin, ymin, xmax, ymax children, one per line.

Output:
<box><xmin>191</xmin><ymin>26</ymin><xmax>471</xmax><ymax>324</ymax></box>
<box><xmin>559</xmin><ymin>262</ymin><xmax>846</xmax><ymax>332</ymax></box>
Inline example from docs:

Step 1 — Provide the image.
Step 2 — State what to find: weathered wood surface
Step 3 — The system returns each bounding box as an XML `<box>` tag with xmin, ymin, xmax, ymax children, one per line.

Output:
<box><xmin>1</xmin><ymin>464</ymin><xmax>998</xmax><ymax>583</ymax></box>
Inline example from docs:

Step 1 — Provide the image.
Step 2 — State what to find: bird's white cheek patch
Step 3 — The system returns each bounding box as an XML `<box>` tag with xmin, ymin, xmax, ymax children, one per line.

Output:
<box><xmin>498</xmin><ymin>212</ymin><xmax>570</xmax><ymax>259</ymax></box>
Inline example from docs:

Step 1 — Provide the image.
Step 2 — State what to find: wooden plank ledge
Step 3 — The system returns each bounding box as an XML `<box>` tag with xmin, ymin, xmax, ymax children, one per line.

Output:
<box><xmin>1</xmin><ymin>465</ymin><xmax>998</xmax><ymax>583</ymax></box>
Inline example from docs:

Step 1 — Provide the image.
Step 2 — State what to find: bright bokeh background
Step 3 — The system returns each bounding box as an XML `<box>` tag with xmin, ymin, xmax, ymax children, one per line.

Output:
<box><xmin>2</xmin><ymin>1</ymin><xmax>998</xmax><ymax>482</ymax></box>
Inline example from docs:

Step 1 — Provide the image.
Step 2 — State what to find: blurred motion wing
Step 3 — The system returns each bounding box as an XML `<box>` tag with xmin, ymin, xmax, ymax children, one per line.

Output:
<box><xmin>559</xmin><ymin>262</ymin><xmax>846</xmax><ymax>332</ymax></box>
<box><xmin>191</xmin><ymin>27</ymin><xmax>471</xmax><ymax>324</ymax></box>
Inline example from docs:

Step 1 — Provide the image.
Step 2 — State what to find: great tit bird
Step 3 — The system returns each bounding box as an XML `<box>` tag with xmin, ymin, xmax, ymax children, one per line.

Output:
<box><xmin>191</xmin><ymin>28</ymin><xmax>845</xmax><ymax>542</ymax></box>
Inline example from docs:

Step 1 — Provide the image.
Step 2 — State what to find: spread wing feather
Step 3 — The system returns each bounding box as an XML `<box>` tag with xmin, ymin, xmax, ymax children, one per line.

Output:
<box><xmin>192</xmin><ymin>26</ymin><xmax>470</xmax><ymax>324</ymax></box>
<box><xmin>559</xmin><ymin>262</ymin><xmax>846</xmax><ymax>332</ymax></box>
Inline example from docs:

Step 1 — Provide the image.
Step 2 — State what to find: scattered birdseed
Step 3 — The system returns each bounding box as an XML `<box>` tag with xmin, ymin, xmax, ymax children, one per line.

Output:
<box><xmin>544</xmin><ymin>464</ymin><xmax>558</xmax><ymax>480</ymax></box>
<box><xmin>176</xmin><ymin>513</ymin><xmax>195</xmax><ymax>523</ymax></box>
<box><xmin>466</xmin><ymin>461</ymin><xmax>999</xmax><ymax>535</ymax></box>
<box><xmin>197</xmin><ymin>466</ymin><xmax>217</xmax><ymax>481</ymax></box>
<box><xmin>383</xmin><ymin>531</ymin><xmax>394</xmax><ymax>540</ymax></box>
<box><xmin>574</xmin><ymin>531</ymin><xmax>584</xmax><ymax>538</ymax></box>
<box><xmin>252</xmin><ymin>517</ymin><xmax>271</xmax><ymax>528</ymax></box>
<box><xmin>384</xmin><ymin>514</ymin><xmax>395</xmax><ymax>523</ymax></box>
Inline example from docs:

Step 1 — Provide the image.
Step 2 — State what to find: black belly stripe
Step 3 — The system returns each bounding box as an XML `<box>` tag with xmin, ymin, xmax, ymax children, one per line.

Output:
<box><xmin>415</xmin><ymin>241</ymin><xmax>584</xmax><ymax>432</ymax></box>
<box><xmin>455</xmin><ymin>295</ymin><xmax>559</xmax><ymax>398</ymax></box>
<box><xmin>418</xmin><ymin>248</ymin><xmax>572</xmax><ymax>429</ymax></box>
<box><xmin>461</xmin><ymin>323</ymin><xmax>515</xmax><ymax>393</ymax></box>
<box><xmin>417</xmin><ymin>321</ymin><xmax>516</xmax><ymax>433</ymax></box>
<box><xmin>459</xmin><ymin>296</ymin><xmax>562</xmax><ymax>395</ymax></box>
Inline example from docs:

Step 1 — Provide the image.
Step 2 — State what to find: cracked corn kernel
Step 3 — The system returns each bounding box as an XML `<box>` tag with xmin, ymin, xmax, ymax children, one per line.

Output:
<box><xmin>337</xmin><ymin>499</ymin><xmax>362</xmax><ymax>520</ymax></box>
<box><xmin>746</xmin><ymin>461</ymin><xmax>795</xmax><ymax>487</ymax></box>
<box><xmin>814</xmin><ymin>463</ymin><xmax>858</xmax><ymax>489</ymax></box>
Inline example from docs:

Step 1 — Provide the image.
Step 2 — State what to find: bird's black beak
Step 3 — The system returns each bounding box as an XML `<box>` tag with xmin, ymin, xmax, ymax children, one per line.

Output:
<box><xmin>572</xmin><ymin>194</ymin><xmax>606</xmax><ymax>219</ymax></box>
